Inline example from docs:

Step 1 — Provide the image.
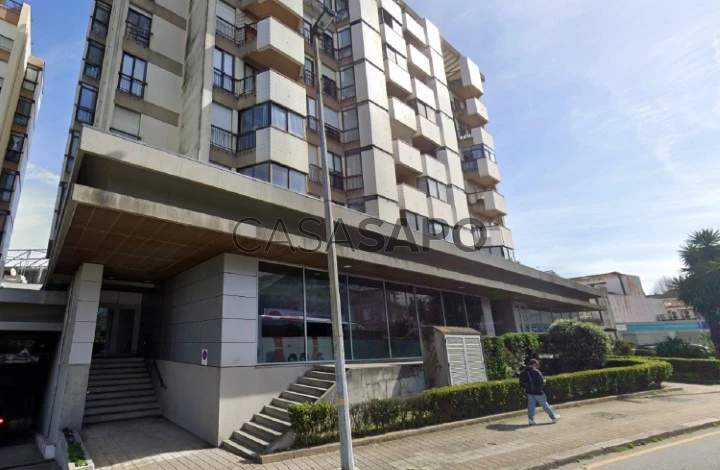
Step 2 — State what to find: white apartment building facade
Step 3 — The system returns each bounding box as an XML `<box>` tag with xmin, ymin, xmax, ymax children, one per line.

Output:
<box><xmin>27</xmin><ymin>0</ymin><xmax>605</xmax><ymax>458</ymax></box>
<box><xmin>0</xmin><ymin>1</ymin><xmax>43</xmax><ymax>271</ymax></box>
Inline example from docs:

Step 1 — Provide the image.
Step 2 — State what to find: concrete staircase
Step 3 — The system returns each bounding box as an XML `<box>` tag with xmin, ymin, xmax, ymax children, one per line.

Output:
<box><xmin>84</xmin><ymin>357</ymin><xmax>162</xmax><ymax>425</ymax></box>
<box><xmin>221</xmin><ymin>365</ymin><xmax>337</xmax><ymax>460</ymax></box>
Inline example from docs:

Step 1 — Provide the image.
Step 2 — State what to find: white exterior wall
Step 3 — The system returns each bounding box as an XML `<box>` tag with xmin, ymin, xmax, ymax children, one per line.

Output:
<box><xmin>254</xmin><ymin>127</ymin><xmax>308</xmax><ymax>172</ymax></box>
<box><xmin>145</xmin><ymin>63</ymin><xmax>183</xmax><ymax>114</ymax></box>
<box><xmin>355</xmin><ymin>61</ymin><xmax>388</xmax><ymax>108</ymax></box>
<box><xmin>358</xmin><ymin>101</ymin><xmax>393</xmax><ymax>153</ymax></box>
<box><xmin>255</xmin><ymin>69</ymin><xmax>306</xmax><ymax>116</ymax></box>
<box><xmin>151</xmin><ymin>16</ymin><xmax>185</xmax><ymax>63</ymax></box>
<box><xmin>257</xmin><ymin>16</ymin><xmax>304</xmax><ymax>65</ymax></box>
<box><xmin>397</xmin><ymin>183</ymin><xmax>429</xmax><ymax>216</ymax></box>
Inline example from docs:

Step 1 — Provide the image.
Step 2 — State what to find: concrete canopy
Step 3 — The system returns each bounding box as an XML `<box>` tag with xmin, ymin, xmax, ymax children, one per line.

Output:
<box><xmin>47</xmin><ymin>128</ymin><xmax>603</xmax><ymax>312</ymax></box>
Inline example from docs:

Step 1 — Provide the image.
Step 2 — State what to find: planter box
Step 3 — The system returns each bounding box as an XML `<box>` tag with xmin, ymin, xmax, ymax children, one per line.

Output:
<box><xmin>56</xmin><ymin>430</ymin><xmax>94</xmax><ymax>470</ymax></box>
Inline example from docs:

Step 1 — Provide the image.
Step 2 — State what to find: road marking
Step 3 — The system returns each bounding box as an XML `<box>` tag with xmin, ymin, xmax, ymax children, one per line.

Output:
<box><xmin>584</xmin><ymin>428</ymin><xmax>720</xmax><ymax>469</ymax></box>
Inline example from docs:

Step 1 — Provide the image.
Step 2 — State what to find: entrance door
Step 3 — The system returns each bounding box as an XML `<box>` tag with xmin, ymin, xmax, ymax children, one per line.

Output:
<box><xmin>93</xmin><ymin>306</ymin><xmax>139</xmax><ymax>356</ymax></box>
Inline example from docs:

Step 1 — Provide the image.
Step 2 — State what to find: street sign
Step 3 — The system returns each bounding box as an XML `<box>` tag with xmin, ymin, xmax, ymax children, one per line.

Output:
<box><xmin>201</xmin><ymin>348</ymin><xmax>208</xmax><ymax>366</ymax></box>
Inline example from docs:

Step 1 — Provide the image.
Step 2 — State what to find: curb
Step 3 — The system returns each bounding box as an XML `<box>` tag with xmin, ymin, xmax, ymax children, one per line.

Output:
<box><xmin>258</xmin><ymin>386</ymin><xmax>683</xmax><ymax>464</ymax></box>
<box><xmin>525</xmin><ymin>418</ymin><xmax>720</xmax><ymax>470</ymax></box>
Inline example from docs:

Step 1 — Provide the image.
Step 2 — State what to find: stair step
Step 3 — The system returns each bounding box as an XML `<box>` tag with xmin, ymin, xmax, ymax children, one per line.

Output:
<box><xmin>87</xmin><ymin>383</ymin><xmax>154</xmax><ymax>394</ymax></box>
<box><xmin>87</xmin><ymin>377</ymin><xmax>151</xmax><ymax>387</ymax></box>
<box><xmin>89</xmin><ymin>372</ymin><xmax>149</xmax><ymax>382</ymax></box>
<box><xmin>243</xmin><ymin>420</ymin><xmax>282</xmax><ymax>443</ymax></box>
<box><xmin>254</xmin><ymin>412</ymin><xmax>291</xmax><ymax>433</ymax></box>
<box><xmin>262</xmin><ymin>405</ymin><xmax>289</xmax><ymax>421</ymax></box>
<box><xmin>83</xmin><ymin>408</ymin><xmax>162</xmax><ymax>425</ymax></box>
<box><xmin>313</xmin><ymin>365</ymin><xmax>336</xmax><ymax>373</ymax></box>
<box><xmin>306</xmin><ymin>370</ymin><xmax>337</xmax><ymax>381</ymax></box>
<box><xmin>271</xmin><ymin>397</ymin><xmax>303</xmax><ymax>410</ymax></box>
<box><xmin>91</xmin><ymin>356</ymin><xmax>145</xmax><ymax>364</ymax></box>
<box><xmin>289</xmin><ymin>383</ymin><xmax>326</xmax><ymax>397</ymax></box>
<box><xmin>90</xmin><ymin>366</ymin><xmax>147</xmax><ymax>376</ymax></box>
<box><xmin>221</xmin><ymin>439</ymin><xmax>257</xmax><ymax>461</ymax></box>
<box><xmin>84</xmin><ymin>402</ymin><xmax>160</xmax><ymax>417</ymax></box>
<box><xmin>231</xmin><ymin>429</ymin><xmax>269</xmax><ymax>453</ymax></box>
<box><xmin>280</xmin><ymin>390</ymin><xmax>317</xmax><ymax>404</ymax></box>
<box><xmin>298</xmin><ymin>376</ymin><xmax>335</xmax><ymax>389</ymax></box>
<box><xmin>85</xmin><ymin>395</ymin><xmax>157</xmax><ymax>409</ymax></box>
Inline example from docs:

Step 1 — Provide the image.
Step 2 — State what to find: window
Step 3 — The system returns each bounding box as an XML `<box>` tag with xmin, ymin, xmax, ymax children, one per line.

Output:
<box><xmin>76</xmin><ymin>83</ymin><xmax>98</xmax><ymax>124</ymax></box>
<box><xmin>13</xmin><ymin>98</ymin><xmax>33</xmax><ymax>127</ymax></box>
<box><xmin>401</xmin><ymin>210</ymin><xmax>427</xmax><ymax>233</ymax></box>
<box><xmin>211</xmin><ymin>102</ymin><xmax>234</xmax><ymax>150</ymax></box>
<box><xmin>379</xmin><ymin>8</ymin><xmax>402</xmax><ymax>33</ymax></box>
<box><xmin>348</xmin><ymin>276</ymin><xmax>389</xmax><ymax>359</ymax></box>
<box><xmin>240</xmin><ymin>103</ymin><xmax>305</xmax><ymax>139</ymax></box>
<box><xmin>342</xmin><ymin>107</ymin><xmax>359</xmax><ymax>143</ymax></box>
<box><xmin>409</xmin><ymin>99</ymin><xmax>436</xmax><ymax>123</ymax></box>
<box><xmin>339</xmin><ymin>65</ymin><xmax>355</xmax><ymax>100</ymax></box>
<box><xmin>428</xmin><ymin>220</ymin><xmax>452</xmax><ymax>241</ymax></box>
<box><xmin>456</xmin><ymin>120</ymin><xmax>471</xmax><ymax>140</ymax></box>
<box><xmin>241</xmin><ymin>163</ymin><xmax>306</xmax><ymax>194</ymax></box>
<box><xmin>243</xmin><ymin>63</ymin><xmax>256</xmax><ymax>94</ymax></box>
<box><xmin>91</xmin><ymin>2</ymin><xmax>111</xmax><ymax>37</ymax></box>
<box><xmin>415</xmin><ymin>287</ymin><xmax>444</xmax><ymax>327</ymax></box>
<box><xmin>385</xmin><ymin>45</ymin><xmax>407</xmax><ymax>70</ymax></box>
<box><xmin>0</xmin><ymin>210</ymin><xmax>9</xmax><ymax>238</ymax></box>
<box><xmin>347</xmin><ymin>198</ymin><xmax>365</xmax><ymax>213</ymax></box>
<box><xmin>0</xmin><ymin>170</ymin><xmax>19</xmax><ymax>202</ymax></box>
<box><xmin>345</xmin><ymin>152</ymin><xmax>363</xmax><ymax>190</ymax></box>
<box><xmin>442</xmin><ymin>291</ymin><xmax>467</xmax><ymax>327</ymax></box>
<box><xmin>385</xmin><ymin>283</ymin><xmax>421</xmax><ymax>358</ymax></box>
<box><xmin>119</xmin><ymin>53</ymin><xmax>147</xmax><ymax>97</ymax></box>
<box><xmin>305</xmin><ymin>269</ymin><xmax>352</xmax><ymax>361</ymax></box>
<box><xmin>464</xmin><ymin>295</ymin><xmax>487</xmax><ymax>335</ymax></box>
<box><xmin>213</xmin><ymin>48</ymin><xmax>235</xmax><ymax>93</ymax></box>
<box><xmin>84</xmin><ymin>41</ymin><xmax>105</xmax><ymax>80</ymax></box>
<box><xmin>126</xmin><ymin>9</ymin><xmax>152</xmax><ymax>47</ymax></box>
<box><xmin>336</xmin><ymin>0</ymin><xmax>349</xmax><ymax>20</ymax></box>
<box><xmin>417</xmin><ymin>177</ymin><xmax>448</xmax><ymax>202</ymax></box>
<box><xmin>5</xmin><ymin>133</ymin><xmax>25</xmax><ymax>163</ymax></box>
<box><xmin>337</xmin><ymin>27</ymin><xmax>352</xmax><ymax>59</ymax></box>
<box><xmin>22</xmin><ymin>66</ymin><xmax>41</xmax><ymax>92</ymax></box>
<box><xmin>215</xmin><ymin>0</ymin><xmax>236</xmax><ymax>24</ymax></box>
<box><xmin>328</xmin><ymin>152</ymin><xmax>344</xmax><ymax>189</ymax></box>
<box><xmin>461</xmin><ymin>144</ymin><xmax>496</xmax><ymax>163</ymax></box>
<box><xmin>66</xmin><ymin>131</ymin><xmax>80</xmax><ymax>174</ymax></box>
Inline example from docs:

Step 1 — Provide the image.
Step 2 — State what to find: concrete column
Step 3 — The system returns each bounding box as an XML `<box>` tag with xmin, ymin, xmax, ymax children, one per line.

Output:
<box><xmin>43</xmin><ymin>263</ymin><xmax>103</xmax><ymax>442</ymax></box>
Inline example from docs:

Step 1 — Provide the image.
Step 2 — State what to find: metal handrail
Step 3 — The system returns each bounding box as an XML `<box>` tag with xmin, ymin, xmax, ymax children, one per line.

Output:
<box><xmin>125</xmin><ymin>21</ymin><xmax>151</xmax><ymax>47</ymax></box>
<box><xmin>215</xmin><ymin>18</ymin><xmax>257</xmax><ymax>46</ymax></box>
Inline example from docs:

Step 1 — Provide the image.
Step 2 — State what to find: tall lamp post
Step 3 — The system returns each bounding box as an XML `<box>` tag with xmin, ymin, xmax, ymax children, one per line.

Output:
<box><xmin>311</xmin><ymin>7</ymin><xmax>355</xmax><ymax>470</ymax></box>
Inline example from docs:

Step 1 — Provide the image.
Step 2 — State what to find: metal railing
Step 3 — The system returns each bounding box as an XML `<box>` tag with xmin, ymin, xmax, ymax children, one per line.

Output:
<box><xmin>215</xmin><ymin>18</ymin><xmax>257</xmax><ymax>46</ymax></box>
<box><xmin>306</xmin><ymin>117</ymin><xmax>342</xmax><ymax>144</ymax></box>
<box><xmin>213</xmin><ymin>71</ymin><xmax>256</xmax><ymax>97</ymax></box>
<box><xmin>109</xmin><ymin>128</ymin><xmax>141</xmax><ymax>140</ymax></box>
<box><xmin>303</xmin><ymin>69</ymin><xmax>315</xmax><ymax>87</ymax></box>
<box><xmin>210</xmin><ymin>125</ymin><xmax>236</xmax><ymax>152</ymax></box>
<box><xmin>322</xmin><ymin>76</ymin><xmax>337</xmax><ymax>99</ymax></box>
<box><xmin>309</xmin><ymin>164</ymin><xmax>345</xmax><ymax>190</ymax></box>
<box><xmin>125</xmin><ymin>22</ymin><xmax>151</xmax><ymax>47</ymax></box>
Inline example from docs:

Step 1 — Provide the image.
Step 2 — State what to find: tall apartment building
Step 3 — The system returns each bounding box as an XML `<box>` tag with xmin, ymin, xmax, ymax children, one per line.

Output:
<box><xmin>38</xmin><ymin>0</ymin><xmax>603</xmax><ymax>456</ymax></box>
<box><xmin>0</xmin><ymin>1</ymin><xmax>43</xmax><ymax>271</ymax></box>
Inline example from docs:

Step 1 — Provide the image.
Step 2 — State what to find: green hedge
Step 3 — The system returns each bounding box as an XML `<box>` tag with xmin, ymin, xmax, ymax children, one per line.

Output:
<box><xmin>288</xmin><ymin>358</ymin><xmax>671</xmax><ymax>447</ymax></box>
<box><xmin>482</xmin><ymin>333</ymin><xmax>547</xmax><ymax>380</ymax></box>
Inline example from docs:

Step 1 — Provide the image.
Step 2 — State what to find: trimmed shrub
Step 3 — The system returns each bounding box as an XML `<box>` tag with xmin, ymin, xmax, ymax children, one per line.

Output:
<box><xmin>634</xmin><ymin>348</ymin><xmax>657</xmax><ymax>357</ymax></box>
<box><xmin>547</xmin><ymin>320</ymin><xmax>613</xmax><ymax>372</ymax></box>
<box><xmin>288</xmin><ymin>359</ymin><xmax>671</xmax><ymax>447</ymax></box>
<box><xmin>613</xmin><ymin>340</ymin><xmax>635</xmax><ymax>356</ymax></box>
<box><xmin>655</xmin><ymin>337</ymin><xmax>712</xmax><ymax>359</ymax></box>
<box><xmin>482</xmin><ymin>333</ymin><xmax>547</xmax><ymax>380</ymax></box>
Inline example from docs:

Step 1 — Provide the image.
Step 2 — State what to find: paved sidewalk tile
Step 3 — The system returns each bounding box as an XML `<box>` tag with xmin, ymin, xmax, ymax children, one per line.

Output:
<box><xmin>81</xmin><ymin>383</ymin><xmax>720</xmax><ymax>470</ymax></box>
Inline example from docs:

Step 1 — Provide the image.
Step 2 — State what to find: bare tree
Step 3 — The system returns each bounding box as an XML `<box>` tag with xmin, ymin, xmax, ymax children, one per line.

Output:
<box><xmin>652</xmin><ymin>275</ymin><xmax>676</xmax><ymax>295</ymax></box>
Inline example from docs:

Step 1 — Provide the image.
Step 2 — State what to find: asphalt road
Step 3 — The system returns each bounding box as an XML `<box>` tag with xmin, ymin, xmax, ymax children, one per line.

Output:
<box><xmin>557</xmin><ymin>428</ymin><xmax>720</xmax><ymax>470</ymax></box>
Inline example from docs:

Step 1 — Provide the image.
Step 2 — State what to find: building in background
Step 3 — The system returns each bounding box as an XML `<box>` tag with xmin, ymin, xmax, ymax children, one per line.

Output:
<box><xmin>573</xmin><ymin>272</ymin><xmax>709</xmax><ymax>346</ymax></box>
<box><xmin>2</xmin><ymin>248</ymin><xmax>49</xmax><ymax>285</ymax></box>
<box><xmin>0</xmin><ymin>1</ymin><xmax>44</xmax><ymax>272</ymax></box>
<box><xmin>6</xmin><ymin>0</ymin><xmax>605</xmax><ymax>459</ymax></box>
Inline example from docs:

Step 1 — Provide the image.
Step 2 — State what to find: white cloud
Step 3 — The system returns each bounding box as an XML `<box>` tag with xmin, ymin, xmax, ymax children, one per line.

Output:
<box><xmin>9</xmin><ymin>165</ymin><xmax>59</xmax><ymax>250</ymax></box>
<box><xmin>24</xmin><ymin>163</ymin><xmax>60</xmax><ymax>186</ymax></box>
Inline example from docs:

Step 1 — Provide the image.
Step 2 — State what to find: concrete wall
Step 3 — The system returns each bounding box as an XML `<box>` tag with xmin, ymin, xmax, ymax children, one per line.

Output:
<box><xmin>179</xmin><ymin>0</ymin><xmax>209</xmax><ymax>159</ymax></box>
<box><xmin>342</xmin><ymin>363</ymin><xmax>425</xmax><ymax>404</ymax></box>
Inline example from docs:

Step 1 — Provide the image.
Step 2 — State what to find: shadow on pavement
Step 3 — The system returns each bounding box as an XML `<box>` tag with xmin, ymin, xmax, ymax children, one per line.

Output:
<box><xmin>486</xmin><ymin>422</ymin><xmax>552</xmax><ymax>432</ymax></box>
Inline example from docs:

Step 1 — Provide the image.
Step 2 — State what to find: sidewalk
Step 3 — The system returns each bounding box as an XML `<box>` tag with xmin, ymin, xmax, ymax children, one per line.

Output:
<box><xmin>81</xmin><ymin>383</ymin><xmax>720</xmax><ymax>470</ymax></box>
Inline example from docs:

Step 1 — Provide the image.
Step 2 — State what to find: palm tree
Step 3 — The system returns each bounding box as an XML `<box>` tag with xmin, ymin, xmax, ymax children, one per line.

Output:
<box><xmin>672</xmin><ymin>229</ymin><xmax>720</xmax><ymax>349</ymax></box>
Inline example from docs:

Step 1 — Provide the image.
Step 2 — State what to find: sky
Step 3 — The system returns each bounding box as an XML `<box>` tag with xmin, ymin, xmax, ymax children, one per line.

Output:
<box><xmin>10</xmin><ymin>0</ymin><xmax>720</xmax><ymax>293</ymax></box>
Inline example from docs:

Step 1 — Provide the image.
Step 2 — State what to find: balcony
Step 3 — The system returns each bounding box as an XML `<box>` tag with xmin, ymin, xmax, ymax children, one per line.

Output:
<box><xmin>460</xmin><ymin>126</ymin><xmax>495</xmax><ymax>150</ymax></box>
<box><xmin>454</xmin><ymin>97</ymin><xmax>489</xmax><ymax>128</ymax></box>
<box><xmin>407</xmin><ymin>43</ymin><xmax>431</xmax><ymax>78</ymax></box>
<box><xmin>402</xmin><ymin>11</ymin><xmax>426</xmax><ymax>48</ymax></box>
<box><xmin>210</xmin><ymin>126</ymin><xmax>237</xmax><ymax>153</ymax></box>
<box><xmin>485</xmin><ymin>225</ymin><xmax>514</xmax><ymax>250</ymax></box>
<box><xmin>307</xmin><ymin>117</ymin><xmax>342</xmax><ymax>144</ymax></box>
<box><xmin>449</xmin><ymin>57</ymin><xmax>484</xmax><ymax>99</ymax></box>
<box><xmin>125</xmin><ymin>21</ymin><xmax>151</xmax><ymax>48</ymax></box>
<box><xmin>240</xmin><ymin>0</ymin><xmax>302</xmax><ymax>31</ymax></box>
<box><xmin>461</xmin><ymin>154</ymin><xmax>501</xmax><ymax>186</ymax></box>
<box><xmin>397</xmin><ymin>183</ymin><xmax>429</xmax><ymax>216</ymax></box>
<box><xmin>308</xmin><ymin>164</ymin><xmax>345</xmax><ymax>190</ymax></box>
<box><xmin>389</xmin><ymin>97</ymin><xmax>417</xmax><ymax>141</ymax></box>
<box><xmin>216</xmin><ymin>18</ymin><xmax>257</xmax><ymax>46</ymax></box>
<box><xmin>384</xmin><ymin>59</ymin><xmax>413</xmax><ymax>98</ymax></box>
<box><xmin>467</xmin><ymin>190</ymin><xmax>507</xmax><ymax>218</ymax></box>
<box><xmin>0</xmin><ymin>0</ymin><xmax>22</xmax><ymax>13</ymax></box>
<box><xmin>213</xmin><ymin>70</ymin><xmax>256</xmax><ymax>100</ymax></box>
<box><xmin>392</xmin><ymin>139</ymin><xmax>423</xmax><ymax>176</ymax></box>
<box><xmin>413</xmin><ymin>115</ymin><xmax>442</xmax><ymax>152</ymax></box>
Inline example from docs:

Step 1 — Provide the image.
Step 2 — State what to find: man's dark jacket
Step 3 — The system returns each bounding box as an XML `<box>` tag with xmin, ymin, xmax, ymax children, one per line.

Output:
<box><xmin>519</xmin><ymin>366</ymin><xmax>545</xmax><ymax>396</ymax></box>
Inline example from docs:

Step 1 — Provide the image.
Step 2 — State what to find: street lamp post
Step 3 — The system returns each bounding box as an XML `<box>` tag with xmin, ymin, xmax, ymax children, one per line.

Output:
<box><xmin>311</xmin><ymin>7</ymin><xmax>355</xmax><ymax>470</ymax></box>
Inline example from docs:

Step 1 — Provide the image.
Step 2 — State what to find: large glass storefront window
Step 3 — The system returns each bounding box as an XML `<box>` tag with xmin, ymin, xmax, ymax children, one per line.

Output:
<box><xmin>385</xmin><ymin>283</ymin><xmax>421</xmax><ymax>358</ymax></box>
<box><xmin>464</xmin><ymin>295</ymin><xmax>487</xmax><ymax>336</ymax></box>
<box><xmin>415</xmin><ymin>287</ymin><xmax>444</xmax><ymax>327</ymax></box>
<box><xmin>258</xmin><ymin>263</ymin><xmax>305</xmax><ymax>363</ymax></box>
<box><xmin>305</xmin><ymin>270</ymin><xmax>351</xmax><ymax>360</ymax></box>
<box><xmin>348</xmin><ymin>277</ymin><xmax>389</xmax><ymax>359</ymax></box>
<box><xmin>442</xmin><ymin>292</ymin><xmax>467</xmax><ymax>327</ymax></box>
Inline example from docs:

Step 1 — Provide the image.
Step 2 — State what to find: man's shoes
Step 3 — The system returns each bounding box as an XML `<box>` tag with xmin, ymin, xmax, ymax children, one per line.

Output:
<box><xmin>528</xmin><ymin>419</ymin><xmax>536</xmax><ymax>426</ymax></box>
<box><xmin>552</xmin><ymin>415</ymin><xmax>561</xmax><ymax>424</ymax></box>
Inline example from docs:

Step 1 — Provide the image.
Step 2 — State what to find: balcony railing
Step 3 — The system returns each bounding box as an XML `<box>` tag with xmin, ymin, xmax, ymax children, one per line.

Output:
<box><xmin>83</xmin><ymin>62</ymin><xmax>102</xmax><ymax>80</ymax></box>
<box><xmin>109</xmin><ymin>128</ymin><xmax>141</xmax><ymax>140</ymax></box>
<box><xmin>0</xmin><ymin>0</ymin><xmax>22</xmax><ymax>13</ymax></box>
<box><xmin>125</xmin><ymin>22</ymin><xmax>151</xmax><ymax>48</ymax></box>
<box><xmin>216</xmin><ymin>18</ymin><xmax>257</xmax><ymax>46</ymax></box>
<box><xmin>307</xmin><ymin>117</ymin><xmax>343</xmax><ymax>144</ymax></box>
<box><xmin>322</xmin><ymin>76</ymin><xmax>337</xmax><ymax>99</ymax></box>
<box><xmin>309</xmin><ymin>164</ymin><xmax>345</xmax><ymax>190</ymax></box>
<box><xmin>213</xmin><ymin>70</ymin><xmax>256</xmax><ymax>97</ymax></box>
<box><xmin>210</xmin><ymin>125</ymin><xmax>236</xmax><ymax>152</ymax></box>
<box><xmin>303</xmin><ymin>69</ymin><xmax>315</xmax><ymax>87</ymax></box>
<box><xmin>238</xmin><ymin>132</ymin><xmax>257</xmax><ymax>152</ymax></box>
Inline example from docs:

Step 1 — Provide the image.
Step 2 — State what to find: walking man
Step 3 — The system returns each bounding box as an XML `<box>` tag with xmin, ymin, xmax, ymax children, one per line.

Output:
<box><xmin>519</xmin><ymin>359</ymin><xmax>559</xmax><ymax>425</ymax></box>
